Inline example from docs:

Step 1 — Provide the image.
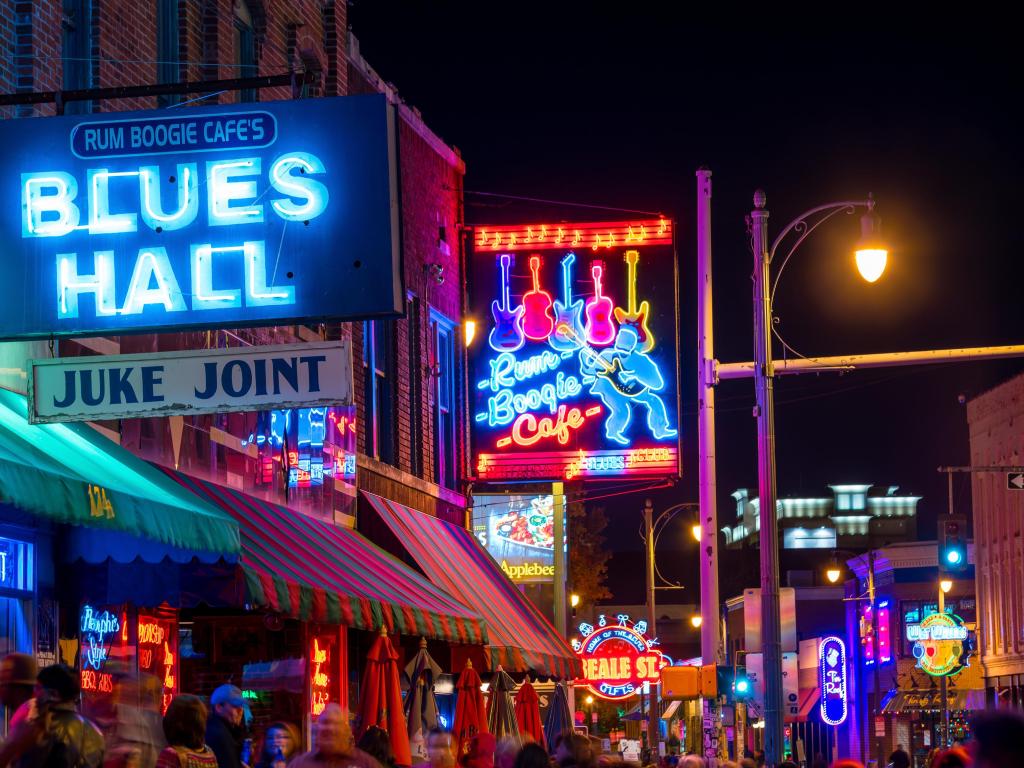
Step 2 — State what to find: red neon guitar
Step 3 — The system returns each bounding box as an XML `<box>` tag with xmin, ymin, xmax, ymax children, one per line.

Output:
<box><xmin>488</xmin><ymin>253</ymin><xmax>525</xmax><ymax>352</ymax></box>
<box><xmin>584</xmin><ymin>261</ymin><xmax>616</xmax><ymax>346</ymax></box>
<box><xmin>521</xmin><ymin>254</ymin><xmax>555</xmax><ymax>341</ymax></box>
<box><xmin>613</xmin><ymin>250</ymin><xmax>655</xmax><ymax>352</ymax></box>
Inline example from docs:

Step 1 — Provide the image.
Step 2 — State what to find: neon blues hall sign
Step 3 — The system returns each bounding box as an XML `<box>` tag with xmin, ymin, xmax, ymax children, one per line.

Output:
<box><xmin>468</xmin><ymin>222</ymin><xmax>681</xmax><ymax>481</ymax></box>
<box><xmin>818</xmin><ymin>636</ymin><xmax>848</xmax><ymax>726</ymax></box>
<box><xmin>908</xmin><ymin>612</ymin><xmax>970</xmax><ymax>677</ymax></box>
<box><xmin>0</xmin><ymin>95</ymin><xmax>401</xmax><ymax>340</ymax></box>
<box><xmin>572</xmin><ymin>614</ymin><xmax>666</xmax><ymax>701</ymax></box>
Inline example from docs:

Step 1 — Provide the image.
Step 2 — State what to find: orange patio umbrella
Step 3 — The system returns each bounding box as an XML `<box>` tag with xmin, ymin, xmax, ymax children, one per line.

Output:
<box><xmin>514</xmin><ymin>679</ymin><xmax>544</xmax><ymax>745</ymax></box>
<box><xmin>356</xmin><ymin>628</ymin><xmax>412</xmax><ymax>767</ymax></box>
<box><xmin>453</xmin><ymin>659</ymin><xmax>488</xmax><ymax>757</ymax></box>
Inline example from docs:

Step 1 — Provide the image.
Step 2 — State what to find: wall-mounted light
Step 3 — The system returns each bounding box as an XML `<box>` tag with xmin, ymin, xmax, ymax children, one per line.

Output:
<box><xmin>464</xmin><ymin>319</ymin><xmax>477</xmax><ymax>347</ymax></box>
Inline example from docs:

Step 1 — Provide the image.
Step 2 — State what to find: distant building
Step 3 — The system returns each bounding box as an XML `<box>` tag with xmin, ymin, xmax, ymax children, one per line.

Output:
<box><xmin>723</xmin><ymin>484</ymin><xmax>921</xmax><ymax>551</ymax></box>
<box><xmin>967</xmin><ymin>372</ymin><xmax>1024</xmax><ymax>708</ymax></box>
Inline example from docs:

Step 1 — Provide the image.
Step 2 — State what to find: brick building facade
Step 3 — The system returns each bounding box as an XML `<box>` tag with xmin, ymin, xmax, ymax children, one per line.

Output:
<box><xmin>967</xmin><ymin>372</ymin><xmax>1024</xmax><ymax>707</ymax></box>
<box><xmin>1</xmin><ymin>0</ymin><xmax>469</xmax><ymax>520</ymax></box>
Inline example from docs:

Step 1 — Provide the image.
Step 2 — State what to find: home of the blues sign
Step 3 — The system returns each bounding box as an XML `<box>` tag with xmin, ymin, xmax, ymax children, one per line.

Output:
<box><xmin>0</xmin><ymin>95</ymin><xmax>401</xmax><ymax>339</ymax></box>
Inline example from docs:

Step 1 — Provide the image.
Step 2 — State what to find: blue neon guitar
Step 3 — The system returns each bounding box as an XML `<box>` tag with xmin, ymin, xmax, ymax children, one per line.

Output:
<box><xmin>549</xmin><ymin>252</ymin><xmax>585</xmax><ymax>353</ymax></box>
<box><xmin>488</xmin><ymin>253</ymin><xmax>526</xmax><ymax>352</ymax></box>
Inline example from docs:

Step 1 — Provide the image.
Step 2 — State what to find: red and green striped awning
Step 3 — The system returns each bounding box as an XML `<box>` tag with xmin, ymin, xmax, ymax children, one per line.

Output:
<box><xmin>362</xmin><ymin>492</ymin><xmax>582</xmax><ymax>680</ymax></box>
<box><xmin>160</xmin><ymin>470</ymin><xmax>488</xmax><ymax>645</ymax></box>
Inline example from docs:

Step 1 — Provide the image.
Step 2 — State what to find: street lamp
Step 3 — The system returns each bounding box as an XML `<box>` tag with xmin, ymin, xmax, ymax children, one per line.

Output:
<box><xmin>691</xmin><ymin>522</ymin><xmax>703</xmax><ymax>542</ymax></box>
<box><xmin>690</xmin><ymin>614</ymin><xmax>703</xmax><ymax>629</ymax></box>
<box><xmin>940</xmin><ymin>578</ymin><xmax>953</xmax><ymax>594</ymax></box>
<box><xmin>748</xmin><ymin>191</ymin><xmax>887</xmax><ymax>766</ymax></box>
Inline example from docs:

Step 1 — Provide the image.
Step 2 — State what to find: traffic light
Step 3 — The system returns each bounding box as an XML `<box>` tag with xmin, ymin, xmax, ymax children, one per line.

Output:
<box><xmin>939</xmin><ymin>515</ymin><xmax>968</xmax><ymax>573</ymax></box>
<box><xmin>733</xmin><ymin>668</ymin><xmax>752</xmax><ymax>699</ymax></box>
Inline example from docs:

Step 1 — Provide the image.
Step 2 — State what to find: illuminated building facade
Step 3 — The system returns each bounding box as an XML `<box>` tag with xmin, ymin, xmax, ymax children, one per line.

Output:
<box><xmin>967</xmin><ymin>372</ymin><xmax>1024</xmax><ymax>709</ymax></box>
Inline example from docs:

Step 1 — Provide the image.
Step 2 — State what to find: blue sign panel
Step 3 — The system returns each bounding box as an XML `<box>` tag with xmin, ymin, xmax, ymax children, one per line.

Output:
<box><xmin>0</xmin><ymin>95</ymin><xmax>401</xmax><ymax>339</ymax></box>
<box><xmin>0</xmin><ymin>536</ymin><xmax>34</xmax><ymax>593</ymax></box>
<box><xmin>818</xmin><ymin>636</ymin><xmax>848</xmax><ymax>726</ymax></box>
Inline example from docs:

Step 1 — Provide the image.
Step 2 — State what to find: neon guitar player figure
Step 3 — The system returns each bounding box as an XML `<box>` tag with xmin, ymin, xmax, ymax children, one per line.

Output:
<box><xmin>576</xmin><ymin>325</ymin><xmax>677</xmax><ymax>445</ymax></box>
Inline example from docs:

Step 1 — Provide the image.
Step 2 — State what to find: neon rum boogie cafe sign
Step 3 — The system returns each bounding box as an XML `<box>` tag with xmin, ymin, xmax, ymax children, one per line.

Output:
<box><xmin>468</xmin><ymin>220</ymin><xmax>681</xmax><ymax>482</ymax></box>
<box><xmin>0</xmin><ymin>95</ymin><xmax>402</xmax><ymax>340</ymax></box>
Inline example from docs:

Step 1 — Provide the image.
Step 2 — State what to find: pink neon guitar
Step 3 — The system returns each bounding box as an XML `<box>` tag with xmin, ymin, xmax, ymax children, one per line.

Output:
<box><xmin>613</xmin><ymin>250</ymin><xmax>655</xmax><ymax>352</ymax></box>
<box><xmin>584</xmin><ymin>261</ymin><xmax>616</xmax><ymax>346</ymax></box>
<box><xmin>488</xmin><ymin>253</ymin><xmax>525</xmax><ymax>352</ymax></box>
<box><xmin>521</xmin><ymin>254</ymin><xmax>555</xmax><ymax>341</ymax></box>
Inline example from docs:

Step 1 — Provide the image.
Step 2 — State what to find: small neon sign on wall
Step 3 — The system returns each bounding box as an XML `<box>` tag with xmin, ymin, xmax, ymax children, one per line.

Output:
<box><xmin>818</xmin><ymin>636</ymin><xmax>848</xmax><ymax>726</ymax></box>
<box><xmin>468</xmin><ymin>221</ymin><xmax>681</xmax><ymax>482</ymax></box>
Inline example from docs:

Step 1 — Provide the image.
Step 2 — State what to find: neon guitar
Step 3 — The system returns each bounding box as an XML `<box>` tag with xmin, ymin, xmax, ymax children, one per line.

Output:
<box><xmin>556</xmin><ymin>322</ymin><xmax>648</xmax><ymax>397</ymax></box>
<box><xmin>521</xmin><ymin>254</ymin><xmax>555</xmax><ymax>341</ymax></box>
<box><xmin>549</xmin><ymin>252</ymin><xmax>585</xmax><ymax>352</ymax></box>
<box><xmin>613</xmin><ymin>250</ymin><xmax>655</xmax><ymax>352</ymax></box>
<box><xmin>488</xmin><ymin>253</ymin><xmax>525</xmax><ymax>352</ymax></box>
<box><xmin>584</xmin><ymin>262</ymin><xmax>616</xmax><ymax>346</ymax></box>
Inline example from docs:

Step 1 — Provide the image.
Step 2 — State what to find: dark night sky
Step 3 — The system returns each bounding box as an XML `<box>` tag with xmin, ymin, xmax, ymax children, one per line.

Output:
<box><xmin>348</xmin><ymin>5</ymin><xmax>1024</xmax><ymax>603</ymax></box>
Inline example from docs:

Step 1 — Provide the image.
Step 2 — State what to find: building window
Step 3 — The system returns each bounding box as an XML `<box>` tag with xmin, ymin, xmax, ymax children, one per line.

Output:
<box><xmin>61</xmin><ymin>0</ymin><xmax>93</xmax><ymax>114</ymax></box>
<box><xmin>234</xmin><ymin>0</ymin><xmax>256</xmax><ymax>102</ymax></box>
<box><xmin>363</xmin><ymin>320</ymin><xmax>396</xmax><ymax>465</ymax></box>
<box><xmin>431</xmin><ymin>310</ymin><xmax>458</xmax><ymax>490</ymax></box>
<box><xmin>407</xmin><ymin>295</ymin><xmax>423</xmax><ymax>478</ymax></box>
<box><xmin>157</xmin><ymin>0</ymin><xmax>180</xmax><ymax>107</ymax></box>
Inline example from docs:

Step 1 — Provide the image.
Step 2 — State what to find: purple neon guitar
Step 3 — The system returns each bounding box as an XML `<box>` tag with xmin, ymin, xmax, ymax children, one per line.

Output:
<box><xmin>488</xmin><ymin>253</ymin><xmax>525</xmax><ymax>352</ymax></box>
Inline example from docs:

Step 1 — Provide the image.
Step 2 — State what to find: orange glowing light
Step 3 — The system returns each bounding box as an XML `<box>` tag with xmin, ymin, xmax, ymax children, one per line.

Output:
<box><xmin>473</xmin><ymin>220</ymin><xmax>672</xmax><ymax>252</ymax></box>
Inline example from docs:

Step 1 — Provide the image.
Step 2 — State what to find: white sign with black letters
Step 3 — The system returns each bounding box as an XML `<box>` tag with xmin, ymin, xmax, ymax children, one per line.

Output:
<box><xmin>29</xmin><ymin>341</ymin><xmax>351</xmax><ymax>423</ymax></box>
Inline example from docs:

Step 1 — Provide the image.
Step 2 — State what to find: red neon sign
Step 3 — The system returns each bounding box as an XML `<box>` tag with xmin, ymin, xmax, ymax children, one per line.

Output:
<box><xmin>310</xmin><ymin>637</ymin><xmax>330</xmax><ymax>716</ymax></box>
<box><xmin>496</xmin><ymin>405</ymin><xmax>601</xmax><ymax>449</ymax></box>
<box><xmin>575</xmin><ymin>620</ymin><xmax>665</xmax><ymax>701</ymax></box>
<box><xmin>474</xmin><ymin>219</ymin><xmax>672</xmax><ymax>252</ymax></box>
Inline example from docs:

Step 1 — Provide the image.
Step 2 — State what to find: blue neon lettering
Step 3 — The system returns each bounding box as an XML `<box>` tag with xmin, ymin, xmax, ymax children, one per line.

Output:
<box><xmin>121</xmin><ymin>247</ymin><xmax>187</xmax><ymax>315</ymax></box>
<box><xmin>190</xmin><ymin>243</ymin><xmax>242</xmax><ymax>309</ymax></box>
<box><xmin>139</xmin><ymin>163</ymin><xmax>199</xmax><ymax>231</ymax></box>
<box><xmin>479</xmin><ymin>371</ymin><xmax>583</xmax><ymax>427</ymax></box>
<box><xmin>57</xmin><ymin>251</ymin><xmax>117</xmax><ymax>318</ymax></box>
<box><xmin>479</xmin><ymin>350</ymin><xmax>562</xmax><ymax>392</ymax></box>
<box><xmin>269</xmin><ymin>152</ymin><xmax>329</xmax><ymax>221</ymax></box>
<box><xmin>207</xmin><ymin>157</ymin><xmax>264</xmax><ymax>226</ymax></box>
<box><xmin>87</xmin><ymin>169</ymin><xmax>139</xmax><ymax>234</ymax></box>
<box><xmin>22</xmin><ymin>172</ymin><xmax>81</xmax><ymax>237</ymax></box>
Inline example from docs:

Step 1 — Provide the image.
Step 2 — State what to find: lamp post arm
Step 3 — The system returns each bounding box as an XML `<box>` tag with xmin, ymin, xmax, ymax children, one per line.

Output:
<box><xmin>769</xmin><ymin>200</ymin><xmax>872</xmax><ymax>300</ymax></box>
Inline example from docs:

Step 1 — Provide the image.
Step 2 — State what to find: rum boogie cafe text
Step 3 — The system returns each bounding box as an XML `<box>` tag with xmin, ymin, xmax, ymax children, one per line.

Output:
<box><xmin>0</xmin><ymin>95</ymin><xmax>402</xmax><ymax>339</ymax></box>
<box><xmin>28</xmin><ymin>341</ymin><xmax>352</xmax><ymax>423</ymax></box>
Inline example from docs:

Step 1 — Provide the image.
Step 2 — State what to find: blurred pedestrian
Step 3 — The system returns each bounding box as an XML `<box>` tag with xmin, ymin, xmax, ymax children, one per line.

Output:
<box><xmin>14</xmin><ymin>664</ymin><xmax>106</xmax><ymax>768</ymax></box>
<box><xmin>155</xmin><ymin>695</ymin><xmax>217</xmax><ymax>768</ymax></box>
<box><xmin>459</xmin><ymin>734</ymin><xmax>495</xmax><ymax>768</ymax></box>
<box><xmin>205</xmin><ymin>685</ymin><xmax>247</xmax><ymax>768</ymax></box>
<box><xmin>0</xmin><ymin>654</ymin><xmax>37</xmax><ymax>730</ymax></box>
<box><xmin>929</xmin><ymin>747</ymin><xmax>970</xmax><ymax>768</ymax></box>
<box><xmin>290</xmin><ymin>704</ymin><xmax>381</xmax><ymax>768</ymax></box>
<box><xmin>254</xmin><ymin>722</ymin><xmax>300</xmax><ymax>768</ymax></box>
<box><xmin>426</xmin><ymin>730</ymin><xmax>455</xmax><ymax>768</ymax></box>
<box><xmin>971</xmin><ymin>709</ymin><xmax>1024</xmax><ymax>768</ymax></box>
<box><xmin>512</xmin><ymin>743</ymin><xmax>548</xmax><ymax>768</ymax></box>
<box><xmin>493</xmin><ymin>738</ymin><xmax>519</xmax><ymax>768</ymax></box>
<box><xmin>357</xmin><ymin>726</ymin><xmax>396</xmax><ymax>768</ymax></box>
<box><xmin>105</xmin><ymin>673</ymin><xmax>165</xmax><ymax>768</ymax></box>
<box><xmin>553</xmin><ymin>734</ymin><xmax>595</xmax><ymax>768</ymax></box>
<box><xmin>888</xmin><ymin>744</ymin><xmax>910</xmax><ymax>768</ymax></box>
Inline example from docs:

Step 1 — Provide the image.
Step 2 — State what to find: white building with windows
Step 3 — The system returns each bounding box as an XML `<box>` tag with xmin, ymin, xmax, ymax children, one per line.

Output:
<box><xmin>723</xmin><ymin>484</ymin><xmax>921</xmax><ymax>551</ymax></box>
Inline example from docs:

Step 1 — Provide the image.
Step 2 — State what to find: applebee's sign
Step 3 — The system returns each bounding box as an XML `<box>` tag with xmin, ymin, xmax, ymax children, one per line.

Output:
<box><xmin>818</xmin><ymin>636</ymin><xmax>848</xmax><ymax>726</ymax></box>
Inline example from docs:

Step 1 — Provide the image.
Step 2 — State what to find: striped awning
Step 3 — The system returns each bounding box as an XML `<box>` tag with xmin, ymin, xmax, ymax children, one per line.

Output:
<box><xmin>161</xmin><ymin>470</ymin><xmax>488</xmax><ymax>645</ymax></box>
<box><xmin>362</xmin><ymin>492</ymin><xmax>582</xmax><ymax>679</ymax></box>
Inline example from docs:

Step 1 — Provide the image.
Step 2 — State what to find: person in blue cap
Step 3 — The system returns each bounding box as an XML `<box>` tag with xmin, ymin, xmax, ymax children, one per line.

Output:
<box><xmin>205</xmin><ymin>685</ymin><xmax>249</xmax><ymax>768</ymax></box>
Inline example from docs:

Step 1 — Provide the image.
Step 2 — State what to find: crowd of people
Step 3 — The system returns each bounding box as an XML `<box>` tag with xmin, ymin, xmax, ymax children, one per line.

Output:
<box><xmin>3</xmin><ymin>653</ymin><xmax>1024</xmax><ymax>768</ymax></box>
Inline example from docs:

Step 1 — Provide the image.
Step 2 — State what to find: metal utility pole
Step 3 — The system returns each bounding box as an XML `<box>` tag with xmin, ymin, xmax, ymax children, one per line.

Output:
<box><xmin>749</xmin><ymin>191</ymin><xmax>785</xmax><ymax>765</ymax></box>
<box><xmin>696</xmin><ymin>168</ymin><xmax>723</xmax><ymax>667</ymax></box>
<box><xmin>644</xmin><ymin>498</ymin><xmax>659</xmax><ymax>753</ymax></box>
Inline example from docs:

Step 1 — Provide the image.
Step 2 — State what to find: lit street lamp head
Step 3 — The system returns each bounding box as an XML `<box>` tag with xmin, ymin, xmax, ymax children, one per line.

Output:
<box><xmin>855</xmin><ymin>196</ymin><xmax>888</xmax><ymax>282</ymax></box>
<box><xmin>690</xmin><ymin>614</ymin><xmax>703</xmax><ymax>628</ymax></box>
<box><xmin>826</xmin><ymin>567</ymin><xmax>842</xmax><ymax>584</ymax></box>
<box><xmin>940</xmin><ymin>578</ymin><xmax>954</xmax><ymax>594</ymax></box>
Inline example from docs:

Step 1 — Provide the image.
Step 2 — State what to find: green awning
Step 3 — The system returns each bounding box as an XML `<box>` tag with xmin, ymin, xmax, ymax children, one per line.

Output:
<box><xmin>0</xmin><ymin>387</ymin><xmax>240</xmax><ymax>558</ymax></box>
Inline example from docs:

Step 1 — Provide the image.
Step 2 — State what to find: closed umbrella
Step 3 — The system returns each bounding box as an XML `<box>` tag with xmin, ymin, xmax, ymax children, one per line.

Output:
<box><xmin>544</xmin><ymin>682</ymin><xmax>572</xmax><ymax>753</ymax></box>
<box><xmin>356</xmin><ymin>628</ymin><xmax>413</xmax><ymax>767</ymax></box>
<box><xmin>453</xmin><ymin>660</ymin><xmax>488</xmax><ymax>757</ymax></box>
<box><xmin>514</xmin><ymin>680</ymin><xmax>544</xmax><ymax>745</ymax></box>
<box><xmin>487</xmin><ymin>667</ymin><xmax>521</xmax><ymax>747</ymax></box>
<box><xmin>404</xmin><ymin>637</ymin><xmax>443</xmax><ymax>764</ymax></box>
